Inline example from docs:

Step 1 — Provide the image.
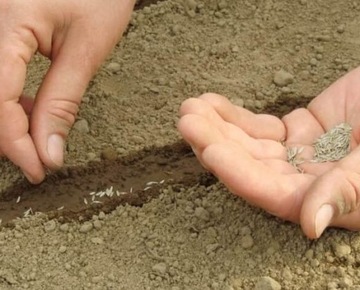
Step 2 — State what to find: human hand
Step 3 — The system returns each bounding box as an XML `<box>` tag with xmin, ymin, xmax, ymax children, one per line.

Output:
<box><xmin>178</xmin><ymin>67</ymin><xmax>360</xmax><ymax>239</ymax></box>
<box><xmin>0</xmin><ymin>0</ymin><xmax>135</xmax><ymax>183</ymax></box>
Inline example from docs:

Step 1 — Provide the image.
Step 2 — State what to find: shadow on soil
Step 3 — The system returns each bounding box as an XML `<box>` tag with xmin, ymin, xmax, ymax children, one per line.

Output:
<box><xmin>260</xmin><ymin>94</ymin><xmax>314</xmax><ymax>117</ymax></box>
<box><xmin>135</xmin><ymin>0</ymin><xmax>163</xmax><ymax>9</ymax></box>
<box><xmin>0</xmin><ymin>141</ymin><xmax>218</xmax><ymax>227</ymax></box>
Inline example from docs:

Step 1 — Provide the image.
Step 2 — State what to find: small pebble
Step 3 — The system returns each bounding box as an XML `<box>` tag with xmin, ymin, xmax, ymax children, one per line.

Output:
<box><xmin>152</xmin><ymin>262</ymin><xmax>168</xmax><ymax>275</ymax></box>
<box><xmin>254</xmin><ymin>276</ymin><xmax>281</xmax><ymax>290</ymax></box>
<box><xmin>309</xmin><ymin>58</ymin><xmax>318</xmax><ymax>66</ymax></box>
<box><xmin>273</xmin><ymin>69</ymin><xmax>294</xmax><ymax>87</ymax></box>
<box><xmin>101</xmin><ymin>147</ymin><xmax>118</xmax><ymax>161</ymax></box>
<box><xmin>73</xmin><ymin>119</ymin><xmax>90</xmax><ymax>133</ymax></box>
<box><xmin>87</xmin><ymin>152</ymin><xmax>97</xmax><ymax>160</ymax></box>
<box><xmin>337</xmin><ymin>24</ymin><xmax>345</xmax><ymax>34</ymax></box>
<box><xmin>194</xmin><ymin>207</ymin><xmax>210</xmax><ymax>221</ymax></box>
<box><xmin>98</xmin><ymin>211</ymin><xmax>106</xmax><ymax>220</ymax></box>
<box><xmin>44</xmin><ymin>220</ymin><xmax>57</xmax><ymax>233</ymax></box>
<box><xmin>92</xmin><ymin>276</ymin><xmax>102</xmax><ymax>284</ymax></box>
<box><xmin>91</xmin><ymin>237</ymin><xmax>104</xmax><ymax>245</ymax></box>
<box><xmin>106</xmin><ymin>62</ymin><xmax>121</xmax><ymax>74</ymax></box>
<box><xmin>93</xmin><ymin>220</ymin><xmax>102</xmax><ymax>230</ymax></box>
<box><xmin>59</xmin><ymin>246</ymin><xmax>67</xmax><ymax>253</ymax></box>
<box><xmin>305</xmin><ymin>249</ymin><xmax>314</xmax><ymax>260</ymax></box>
<box><xmin>131</xmin><ymin>135</ymin><xmax>145</xmax><ymax>145</ymax></box>
<box><xmin>241</xmin><ymin>235</ymin><xmax>254</xmax><ymax>249</ymax></box>
<box><xmin>59</xmin><ymin>223</ymin><xmax>69</xmax><ymax>232</ymax></box>
<box><xmin>79</xmin><ymin>222</ymin><xmax>93</xmax><ymax>233</ymax></box>
<box><xmin>206</xmin><ymin>243</ymin><xmax>220</xmax><ymax>254</ymax></box>
<box><xmin>333</xmin><ymin>243</ymin><xmax>351</xmax><ymax>258</ymax></box>
<box><xmin>14</xmin><ymin>231</ymin><xmax>24</xmax><ymax>238</ymax></box>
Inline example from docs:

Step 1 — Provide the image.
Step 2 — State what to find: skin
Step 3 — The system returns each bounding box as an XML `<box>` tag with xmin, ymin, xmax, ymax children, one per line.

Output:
<box><xmin>178</xmin><ymin>66</ymin><xmax>360</xmax><ymax>239</ymax></box>
<box><xmin>1</xmin><ymin>0</ymin><xmax>360</xmax><ymax>238</ymax></box>
<box><xmin>0</xmin><ymin>0</ymin><xmax>136</xmax><ymax>183</ymax></box>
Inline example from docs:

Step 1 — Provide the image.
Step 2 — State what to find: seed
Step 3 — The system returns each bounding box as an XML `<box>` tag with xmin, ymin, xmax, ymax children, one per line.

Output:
<box><xmin>106</xmin><ymin>186</ymin><xmax>114</xmax><ymax>197</ymax></box>
<box><xmin>144</xmin><ymin>186</ymin><xmax>151</xmax><ymax>191</ymax></box>
<box><xmin>286</xmin><ymin>123</ymin><xmax>352</xmax><ymax>171</ymax></box>
<box><xmin>23</xmin><ymin>207</ymin><xmax>33</xmax><ymax>218</ymax></box>
<box><xmin>99</xmin><ymin>191</ymin><xmax>106</xmax><ymax>198</ymax></box>
<box><xmin>16</xmin><ymin>196</ymin><xmax>21</xmax><ymax>203</ymax></box>
<box><xmin>146</xmin><ymin>181</ymin><xmax>158</xmax><ymax>186</ymax></box>
<box><xmin>116</xmin><ymin>191</ymin><xmax>127</xmax><ymax>196</ymax></box>
<box><xmin>312</xmin><ymin>123</ymin><xmax>351</xmax><ymax>162</ymax></box>
<box><xmin>57</xmin><ymin>206</ymin><xmax>65</xmax><ymax>210</ymax></box>
<box><xmin>84</xmin><ymin>198</ymin><xmax>88</xmax><ymax>205</ymax></box>
<box><xmin>286</xmin><ymin>146</ymin><xmax>304</xmax><ymax>172</ymax></box>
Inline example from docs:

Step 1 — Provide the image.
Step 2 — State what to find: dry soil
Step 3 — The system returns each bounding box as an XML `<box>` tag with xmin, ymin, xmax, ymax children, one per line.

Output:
<box><xmin>1</xmin><ymin>0</ymin><xmax>360</xmax><ymax>289</ymax></box>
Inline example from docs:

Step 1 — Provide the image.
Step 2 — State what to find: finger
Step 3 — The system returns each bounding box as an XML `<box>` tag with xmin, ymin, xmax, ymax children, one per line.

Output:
<box><xmin>307</xmin><ymin>70</ymin><xmax>349</xmax><ymax>130</ymax></box>
<box><xmin>178</xmin><ymin>112</ymin><xmax>287</xmax><ymax>160</ymax></box>
<box><xmin>282</xmin><ymin>108</ymin><xmax>325</xmax><ymax>144</ymax></box>
<box><xmin>30</xmin><ymin>27</ymin><xmax>111</xmax><ymax>170</ymax></box>
<box><xmin>179</xmin><ymin>98</ymin><xmax>287</xmax><ymax>160</ymax></box>
<box><xmin>198</xmin><ymin>93</ymin><xmax>286</xmax><ymax>141</ymax></box>
<box><xmin>201</xmin><ymin>140</ymin><xmax>315</xmax><ymax>221</ymax></box>
<box><xmin>282</xmin><ymin>108</ymin><xmax>323</xmax><ymax>163</ymax></box>
<box><xmin>177</xmin><ymin>114</ymin><xmax>224</xmax><ymax>151</ymax></box>
<box><xmin>307</xmin><ymin>69</ymin><xmax>360</xmax><ymax>150</ymax></box>
<box><xmin>0</xmin><ymin>49</ymin><xmax>45</xmax><ymax>183</ymax></box>
<box><xmin>300</xmin><ymin>147</ymin><xmax>360</xmax><ymax>239</ymax></box>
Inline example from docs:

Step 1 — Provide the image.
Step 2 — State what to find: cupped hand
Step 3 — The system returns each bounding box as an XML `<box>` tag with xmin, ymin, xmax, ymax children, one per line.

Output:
<box><xmin>178</xmin><ymin>67</ymin><xmax>360</xmax><ymax>239</ymax></box>
<box><xmin>0</xmin><ymin>0</ymin><xmax>135</xmax><ymax>183</ymax></box>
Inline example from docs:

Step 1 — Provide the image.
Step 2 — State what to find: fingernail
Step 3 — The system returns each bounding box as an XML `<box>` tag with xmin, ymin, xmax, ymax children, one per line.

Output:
<box><xmin>315</xmin><ymin>204</ymin><xmax>334</xmax><ymax>238</ymax></box>
<box><xmin>191</xmin><ymin>145</ymin><xmax>199</xmax><ymax>156</ymax></box>
<box><xmin>23</xmin><ymin>171</ymin><xmax>35</xmax><ymax>184</ymax></box>
<box><xmin>47</xmin><ymin>134</ymin><xmax>64</xmax><ymax>167</ymax></box>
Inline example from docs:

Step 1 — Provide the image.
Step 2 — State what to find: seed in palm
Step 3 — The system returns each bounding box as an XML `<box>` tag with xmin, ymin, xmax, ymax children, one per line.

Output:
<box><xmin>286</xmin><ymin>123</ymin><xmax>352</xmax><ymax>171</ymax></box>
<box><xmin>312</xmin><ymin>123</ymin><xmax>352</xmax><ymax>162</ymax></box>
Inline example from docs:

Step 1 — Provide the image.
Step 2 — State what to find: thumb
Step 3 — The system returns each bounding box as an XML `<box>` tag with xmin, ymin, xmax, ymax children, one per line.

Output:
<box><xmin>30</xmin><ymin>33</ymin><xmax>102</xmax><ymax>170</ymax></box>
<box><xmin>300</xmin><ymin>147</ymin><xmax>360</xmax><ymax>239</ymax></box>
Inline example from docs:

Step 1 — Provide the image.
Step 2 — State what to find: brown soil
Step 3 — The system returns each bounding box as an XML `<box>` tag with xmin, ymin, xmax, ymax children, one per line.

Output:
<box><xmin>1</xmin><ymin>0</ymin><xmax>360</xmax><ymax>289</ymax></box>
<box><xmin>0</xmin><ymin>141</ymin><xmax>206</xmax><ymax>226</ymax></box>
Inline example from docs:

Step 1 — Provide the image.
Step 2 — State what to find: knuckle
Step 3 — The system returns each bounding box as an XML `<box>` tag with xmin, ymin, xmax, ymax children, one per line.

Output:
<box><xmin>47</xmin><ymin>99</ymin><xmax>80</xmax><ymax>129</ymax></box>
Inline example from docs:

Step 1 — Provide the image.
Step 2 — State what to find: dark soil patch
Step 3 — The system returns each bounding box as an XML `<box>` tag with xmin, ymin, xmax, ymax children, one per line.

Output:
<box><xmin>0</xmin><ymin>141</ymin><xmax>208</xmax><ymax>226</ymax></box>
<box><xmin>135</xmin><ymin>0</ymin><xmax>163</xmax><ymax>10</ymax></box>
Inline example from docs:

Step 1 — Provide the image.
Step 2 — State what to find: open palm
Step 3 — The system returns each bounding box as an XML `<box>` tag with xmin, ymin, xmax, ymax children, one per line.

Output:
<box><xmin>178</xmin><ymin>67</ymin><xmax>360</xmax><ymax>239</ymax></box>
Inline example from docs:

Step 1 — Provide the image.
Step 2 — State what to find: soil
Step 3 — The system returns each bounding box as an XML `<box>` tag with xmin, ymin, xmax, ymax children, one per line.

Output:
<box><xmin>1</xmin><ymin>0</ymin><xmax>360</xmax><ymax>289</ymax></box>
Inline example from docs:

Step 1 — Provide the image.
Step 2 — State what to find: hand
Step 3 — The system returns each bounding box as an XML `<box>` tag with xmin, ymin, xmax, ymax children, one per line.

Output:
<box><xmin>0</xmin><ymin>0</ymin><xmax>135</xmax><ymax>183</ymax></box>
<box><xmin>178</xmin><ymin>67</ymin><xmax>360</xmax><ymax>239</ymax></box>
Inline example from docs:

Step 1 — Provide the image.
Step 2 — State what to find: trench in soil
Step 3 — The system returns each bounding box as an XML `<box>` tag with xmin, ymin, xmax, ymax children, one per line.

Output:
<box><xmin>0</xmin><ymin>141</ymin><xmax>216</xmax><ymax>226</ymax></box>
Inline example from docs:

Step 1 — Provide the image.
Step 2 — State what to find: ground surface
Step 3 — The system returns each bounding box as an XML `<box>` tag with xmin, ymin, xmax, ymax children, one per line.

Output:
<box><xmin>1</xmin><ymin>0</ymin><xmax>360</xmax><ymax>289</ymax></box>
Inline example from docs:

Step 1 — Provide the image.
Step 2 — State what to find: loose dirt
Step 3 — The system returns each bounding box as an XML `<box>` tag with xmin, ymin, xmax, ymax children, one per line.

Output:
<box><xmin>1</xmin><ymin>0</ymin><xmax>360</xmax><ymax>289</ymax></box>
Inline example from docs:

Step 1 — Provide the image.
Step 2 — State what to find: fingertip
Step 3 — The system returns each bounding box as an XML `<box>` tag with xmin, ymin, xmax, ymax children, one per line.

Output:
<box><xmin>301</xmin><ymin>203</ymin><xmax>334</xmax><ymax>239</ymax></box>
<box><xmin>46</xmin><ymin>134</ymin><xmax>64</xmax><ymax>168</ymax></box>
<box><xmin>315</xmin><ymin>204</ymin><xmax>335</xmax><ymax>238</ymax></box>
<box><xmin>198</xmin><ymin>92</ymin><xmax>229</xmax><ymax>106</ymax></box>
<box><xmin>177</xmin><ymin>114</ymin><xmax>224</xmax><ymax>152</ymax></box>
<box><xmin>179</xmin><ymin>97</ymin><xmax>202</xmax><ymax>116</ymax></box>
<box><xmin>23</xmin><ymin>170</ymin><xmax>45</xmax><ymax>185</ymax></box>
